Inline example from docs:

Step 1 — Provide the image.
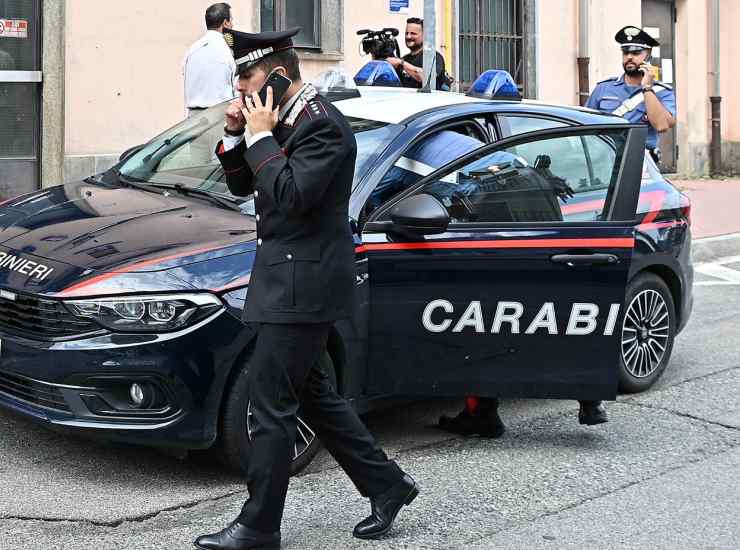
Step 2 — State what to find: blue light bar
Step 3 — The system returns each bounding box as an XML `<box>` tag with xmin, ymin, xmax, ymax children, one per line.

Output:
<box><xmin>466</xmin><ymin>70</ymin><xmax>522</xmax><ymax>100</ymax></box>
<box><xmin>353</xmin><ymin>61</ymin><xmax>402</xmax><ymax>87</ymax></box>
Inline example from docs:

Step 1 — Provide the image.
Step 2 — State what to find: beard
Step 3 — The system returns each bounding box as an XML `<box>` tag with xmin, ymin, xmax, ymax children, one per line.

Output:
<box><xmin>623</xmin><ymin>62</ymin><xmax>641</xmax><ymax>77</ymax></box>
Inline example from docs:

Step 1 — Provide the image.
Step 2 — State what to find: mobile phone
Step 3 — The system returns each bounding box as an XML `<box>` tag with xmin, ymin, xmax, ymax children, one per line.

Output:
<box><xmin>638</xmin><ymin>55</ymin><xmax>653</xmax><ymax>73</ymax></box>
<box><xmin>257</xmin><ymin>70</ymin><xmax>292</xmax><ymax>108</ymax></box>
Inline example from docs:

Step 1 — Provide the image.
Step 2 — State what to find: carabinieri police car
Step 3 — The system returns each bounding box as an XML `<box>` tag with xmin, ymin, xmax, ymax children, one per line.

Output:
<box><xmin>0</xmin><ymin>71</ymin><xmax>692</xmax><ymax>475</ymax></box>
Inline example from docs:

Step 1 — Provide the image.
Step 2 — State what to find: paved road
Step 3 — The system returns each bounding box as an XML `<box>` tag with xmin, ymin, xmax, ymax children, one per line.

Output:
<box><xmin>1</xmin><ymin>259</ymin><xmax>739</xmax><ymax>549</ymax></box>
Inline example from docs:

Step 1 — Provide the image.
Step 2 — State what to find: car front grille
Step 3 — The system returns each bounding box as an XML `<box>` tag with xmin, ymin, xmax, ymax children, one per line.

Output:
<box><xmin>0</xmin><ymin>291</ymin><xmax>97</xmax><ymax>339</ymax></box>
<box><xmin>0</xmin><ymin>369</ymin><xmax>71</xmax><ymax>412</ymax></box>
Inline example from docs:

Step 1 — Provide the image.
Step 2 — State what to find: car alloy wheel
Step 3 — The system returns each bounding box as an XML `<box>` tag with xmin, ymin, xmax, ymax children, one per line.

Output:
<box><xmin>246</xmin><ymin>402</ymin><xmax>317</xmax><ymax>461</ymax></box>
<box><xmin>621</xmin><ymin>289</ymin><xmax>670</xmax><ymax>378</ymax></box>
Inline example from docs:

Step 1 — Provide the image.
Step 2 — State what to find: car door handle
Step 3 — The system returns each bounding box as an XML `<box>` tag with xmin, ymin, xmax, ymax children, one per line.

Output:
<box><xmin>550</xmin><ymin>253</ymin><xmax>620</xmax><ymax>267</ymax></box>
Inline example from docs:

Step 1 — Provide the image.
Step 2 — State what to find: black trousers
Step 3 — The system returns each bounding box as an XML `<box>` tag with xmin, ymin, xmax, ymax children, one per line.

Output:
<box><xmin>238</xmin><ymin>322</ymin><xmax>403</xmax><ymax>532</ymax></box>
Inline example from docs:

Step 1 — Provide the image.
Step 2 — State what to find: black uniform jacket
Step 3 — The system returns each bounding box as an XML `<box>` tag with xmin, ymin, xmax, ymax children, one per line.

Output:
<box><xmin>216</xmin><ymin>92</ymin><xmax>357</xmax><ymax>324</ymax></box>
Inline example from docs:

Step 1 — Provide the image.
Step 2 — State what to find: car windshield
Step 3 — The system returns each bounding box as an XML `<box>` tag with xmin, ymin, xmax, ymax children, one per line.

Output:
<box><xmin>118</xmin><ymin>100</ymin><xmax>402</xmax><ymax>214</ymax></box>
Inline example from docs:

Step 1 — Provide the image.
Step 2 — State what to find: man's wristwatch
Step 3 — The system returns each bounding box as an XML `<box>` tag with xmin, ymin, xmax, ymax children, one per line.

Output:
<box><xmin>224</xmin><ymin>125</ymin><xmax>245</xmax><ymax>137</ymax></box>
<box><xmin>642</xmin><ymin>85</ymin><xmax>655</xmax><ymax>94</ymax></box>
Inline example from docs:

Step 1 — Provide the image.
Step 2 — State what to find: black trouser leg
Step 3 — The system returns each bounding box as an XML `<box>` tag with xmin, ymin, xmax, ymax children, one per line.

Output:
<box><xmin>299</xmin><ymin>355</ymin><xmax>403</xmax><ymax>498</ymax></box>
<box><xmin>238</xmin><ymin>322</ymin><xmax>401</xmax><ymax>532</ymax></box>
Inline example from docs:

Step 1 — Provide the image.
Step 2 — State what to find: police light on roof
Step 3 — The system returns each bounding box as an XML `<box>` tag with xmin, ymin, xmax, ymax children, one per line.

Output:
<box><xmin>353</xmin><ymin>61</ymin><xmax>402</xmax><ymax>87</ymax></box>
<box><xmin>312</xmin><ymin>69</ymin><xmax>361</xmax><ymax>101</ymax></box>
<box><xmin>466</xmin><ymin>70</ymin><xmax>522</xmax><ymax>100</ymax></box>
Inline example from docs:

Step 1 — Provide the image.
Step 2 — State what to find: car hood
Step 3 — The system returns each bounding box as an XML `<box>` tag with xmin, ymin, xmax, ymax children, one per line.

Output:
<box><xmin>0</xmin><ymin>181</ymin><xmax>256</xmax><ymax>273</ymax></box>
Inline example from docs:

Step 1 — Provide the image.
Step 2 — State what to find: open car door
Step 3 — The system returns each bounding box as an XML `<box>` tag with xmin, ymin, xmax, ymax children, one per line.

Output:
<box><xmin>361</xmin><ymin>124</ymin><xmax>647</xmax><ymax>400</ymax></box>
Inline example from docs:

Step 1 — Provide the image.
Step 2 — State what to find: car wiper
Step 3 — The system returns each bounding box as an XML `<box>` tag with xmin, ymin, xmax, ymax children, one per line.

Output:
<box><xmin>115</xmin><ymin>171</ymin><xmax>171</xmax><ymax>195</ymax></box>
<box><xmin>141</xmin><ymin>118</ymin><xmax>212</xmax><ymax>167</ymax></box>
<box><xmin>150</xmin><ymin>183</ymin><xmax>244</xmax><ymax>212</ymax></box>
<box><xmin>141</xmin><ymin>139</ymin><xmax>173</xmax><ymax>164</ymax></box>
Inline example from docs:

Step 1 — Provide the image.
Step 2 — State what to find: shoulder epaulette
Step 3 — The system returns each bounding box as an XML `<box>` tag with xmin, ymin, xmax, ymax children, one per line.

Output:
<box><xmin>596</xmin><ymin>76</ymin><xmax>619</xmax><ymax>85</ymax></box>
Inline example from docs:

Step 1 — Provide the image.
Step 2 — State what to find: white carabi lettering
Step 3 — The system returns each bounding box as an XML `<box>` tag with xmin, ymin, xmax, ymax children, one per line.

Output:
<box><xmin>41</xmin><ymin>267</ymin><xmax>54</xmax><ymax>281</ymax></box>
<box><xmin>452</xmin><ymin>301</ymin><xmax>485</xmax><ymax>333</ymax></box>
<box><xmin>567</xmin><ymin>303</ymin><xmax>600</xmax><ymax>335</ymax></box>
<box><xmin>2</xmin><ymin>255</ymin><xmax>20</xmax><ymax>268</ymax></box>
<box><xmin>422</xmin><ymin>299</ymin><xmax>454</xmax><ymax>333</ymax></box>
<box><xmin>0</xmin><ymin>252</ymin><xmax>6</xmax><ymax>263</ymax></box>
<box><xmin>28</xmin><ymin>264</ymin><xmax>48</xmax><ymax>280</ymax></box>
<box><xmin>603</xmin><ymin>303</ymin><xmax>621</xmax><ymax>336</ymax></box>
<box><xmin>491</xmin><ymin>301</ymin><xmax>524</xmax><ymax>334</ymax></box>
<box><xmin>18</xmin><ymin>260</ymin><xmax>35</xmax><ymax>275</ymax></box>
<box><xmin>525</xmin><ymin>302</ymin><xmax>559</xmax><ymax>335</ymax></box>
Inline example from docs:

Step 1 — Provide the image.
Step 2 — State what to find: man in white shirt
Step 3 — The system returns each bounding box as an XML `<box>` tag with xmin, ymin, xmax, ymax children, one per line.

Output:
<box><xmin>183</xmin><ymin>3</ymin><xmax>237</xmax><ymax>117</ymax></box>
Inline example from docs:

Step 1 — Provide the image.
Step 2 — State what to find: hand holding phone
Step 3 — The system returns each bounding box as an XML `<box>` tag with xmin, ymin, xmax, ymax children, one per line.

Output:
<box><xmin>639</xmin><ymin>63</ymin><xmax>657</xmax><ymax>87</ymax></box>
<box><xmin>257</xmin><ymin>70</ymin><xmax>293</xmax><ymax>109</ymax></box>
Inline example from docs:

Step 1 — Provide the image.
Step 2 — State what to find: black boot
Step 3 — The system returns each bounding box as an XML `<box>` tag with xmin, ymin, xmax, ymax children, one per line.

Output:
<box><xmin>578</xmin><ymin>400</ymin><xmax>608</xmax><ymax>425</ymax></box>
<box><xmin>353</xmin><ymin>474</ymin><xmax>419</xmax><ymax>540</ymax></box>
<box><xmin>438</xmin><ymin>398</ymin><xmax>506</xmax><ymax>438</ymax></box>
<box><xmin>194</xmin><ymin>522</ymin><xmax>280</xmax><ymax>550</ymax></box>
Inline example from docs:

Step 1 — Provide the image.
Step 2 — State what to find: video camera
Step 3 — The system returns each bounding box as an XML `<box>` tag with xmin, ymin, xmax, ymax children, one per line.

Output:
<box><xmin>357</xmin><ymin>28</ymin><xmax>401</xmax><ymax>60</ymax></box>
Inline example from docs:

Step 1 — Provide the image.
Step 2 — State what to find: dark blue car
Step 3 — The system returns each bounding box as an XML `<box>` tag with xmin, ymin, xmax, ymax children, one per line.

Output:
<box><xmin>0</xmin><ymin>83</ymin><xmax>693</xmax><ymax>475</ymax></box>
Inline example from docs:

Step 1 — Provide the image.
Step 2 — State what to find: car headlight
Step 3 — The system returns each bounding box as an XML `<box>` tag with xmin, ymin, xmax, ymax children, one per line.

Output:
<box><xmin>64</xmin><ymin>293</ymin><xmax>223</xmax><ymax>332</ymax></box>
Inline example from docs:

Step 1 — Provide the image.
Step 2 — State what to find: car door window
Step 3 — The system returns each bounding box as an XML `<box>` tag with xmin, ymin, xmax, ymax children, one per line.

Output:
<box><xmin>499</xmin><ymin>115</ymin><xmax>569</xmax><ymax>136</ymax></box>
<box><xmin>364</xmin><ymin>125</ymin><xmax>488</xmax><ymax>216</ymax></box>
<box><xmin>405</xmin><ymin>129</ymin><xmax>628</xmax><ymax>224</ymax></box>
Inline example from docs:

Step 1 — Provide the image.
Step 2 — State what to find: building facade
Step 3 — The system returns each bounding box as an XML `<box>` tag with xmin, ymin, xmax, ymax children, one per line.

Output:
<box><xmin>0</xmin><ymin>0</ymin><xmax>737</xmax><ymax>199</ymax></box>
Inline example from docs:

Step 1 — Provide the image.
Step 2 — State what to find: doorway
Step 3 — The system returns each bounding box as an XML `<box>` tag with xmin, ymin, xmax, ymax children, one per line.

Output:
<box><xmin>0</xmin><ymin>0</ymin><xmax>41</xmax><ymax>200</ymax></box>
<box><xmin>642</xmin><ymin>0</ymin><xmax>677</xmax><ymax>172</ymax></box>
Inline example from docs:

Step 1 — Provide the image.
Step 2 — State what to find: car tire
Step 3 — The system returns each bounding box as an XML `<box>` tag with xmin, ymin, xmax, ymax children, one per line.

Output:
<box><xmin>618</xmin><ymin>272</ymin><xmax>676</xmax><ymax>393</ymax></box>
<box><xmin>219</xmin><ymin>350</ymin><xmax>336</xmax><ymax>478</ymax></box>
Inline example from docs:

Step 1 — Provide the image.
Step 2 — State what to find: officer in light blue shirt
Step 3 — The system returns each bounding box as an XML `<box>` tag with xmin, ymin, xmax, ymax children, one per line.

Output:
<box><xmin>586</xmin><ymin>26</ymin><xmax>676</xmax><ymax>166</ymax></box>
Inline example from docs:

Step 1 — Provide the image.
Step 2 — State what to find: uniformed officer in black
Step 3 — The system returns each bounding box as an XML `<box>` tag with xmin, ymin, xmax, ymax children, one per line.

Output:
<box><xmin>194</xmin><ymin>28</ymin><xmax>418</xmax><ymax>550</ymax></box>
<box><xmin>586</xmin><ymin>26</ymin><xmax>676</xmax><ymax>166</ymax></box>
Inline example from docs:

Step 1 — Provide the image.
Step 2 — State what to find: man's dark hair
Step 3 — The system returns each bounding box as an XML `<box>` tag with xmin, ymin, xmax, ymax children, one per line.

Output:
<box><xmin>239</xmin><ymin>49</ymin><xmax>302</xmax><ymax>81</ymax></box>
<box><xmin>406</xmin><ymin>17</ymin><xmax>423</xmax><ymax>27</ymax></box>
<box><xmin>205</xmin><ymin>3</ymin><xmax>232</xmax><ymax>30</ymax></box>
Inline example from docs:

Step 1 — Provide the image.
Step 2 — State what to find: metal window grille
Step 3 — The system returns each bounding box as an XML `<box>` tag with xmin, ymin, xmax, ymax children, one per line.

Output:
<box><xmin>260</xmin><ymin>0</ymin><xmax>321</xmax><ymax>49</ymax></box>
<box><xmin>458</xmin><ymin>0</ymin><xmax>525</xmax><ymax>92</ymax></box>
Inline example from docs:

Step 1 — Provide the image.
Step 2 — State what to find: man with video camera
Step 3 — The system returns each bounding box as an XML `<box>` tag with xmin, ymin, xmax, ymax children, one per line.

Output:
<box><xmin>386</xmin><ymin>17</ymin><xmax>452</xmax><ymax>90</ymax></box>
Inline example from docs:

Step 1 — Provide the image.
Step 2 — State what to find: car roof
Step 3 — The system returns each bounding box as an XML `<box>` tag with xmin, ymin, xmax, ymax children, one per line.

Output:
<box><xmin>335</xmin><ymin>86</ymin><xmax>624</xmax><ymax>126</ymax></box>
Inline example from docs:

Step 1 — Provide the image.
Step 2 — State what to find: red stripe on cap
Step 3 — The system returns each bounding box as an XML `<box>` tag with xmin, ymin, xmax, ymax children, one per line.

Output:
<box><xmin>355</xmin><ymin>237</ymin><xmax>635</xmax><ymax>254</ymax></box>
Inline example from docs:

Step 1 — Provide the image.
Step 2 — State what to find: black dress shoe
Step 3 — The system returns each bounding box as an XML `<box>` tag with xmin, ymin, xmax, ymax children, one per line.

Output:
<box><xmin>194</xmin><ymin>522</ymin><xmax>280</xmax><ymax>550</ymax></box>
<box><xmin>578</xmin><ymin>400</ymin><xmax>608</xmax><ymax>426</ymax></box>
<box><xmin>438</xmin><ymin>398</ymin><xmax>506</xmax><ymax>438</ymax></box>
<box><xmin>353</xmin><ymin>474</ymin><xmax>419</xmax><ymax>540</ymax></box>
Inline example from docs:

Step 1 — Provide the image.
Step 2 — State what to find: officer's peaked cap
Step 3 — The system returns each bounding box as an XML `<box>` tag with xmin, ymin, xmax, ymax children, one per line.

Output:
<box><xmin>615</xmin><ymin>26</ymin><xmax>660</xmax><ymax>52</ymax></box>
<box><xmin>223</xmin><ymin>27</ymin><xmax>301</xmax><ymax>72</ymax></box>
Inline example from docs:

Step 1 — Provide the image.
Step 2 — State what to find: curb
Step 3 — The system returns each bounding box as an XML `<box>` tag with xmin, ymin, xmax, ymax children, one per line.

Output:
<box><xmin>692</xmin><ymin>232</ymin><xmax>740</xmax><ymax>264</ymax></box>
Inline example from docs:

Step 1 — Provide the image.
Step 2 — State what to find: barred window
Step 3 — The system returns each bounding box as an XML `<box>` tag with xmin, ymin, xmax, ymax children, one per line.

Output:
<box><xmin>459</xmin><ymin>0</ymin><xmax>525</xmax><ymax>92</ymax></box>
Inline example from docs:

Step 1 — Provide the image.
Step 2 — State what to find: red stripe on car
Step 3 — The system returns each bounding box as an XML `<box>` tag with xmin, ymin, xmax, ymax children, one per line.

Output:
<box><xmin>355</xmin><ymin>237</ymin><xmax>635</xmax><ymax>254</ymax></box>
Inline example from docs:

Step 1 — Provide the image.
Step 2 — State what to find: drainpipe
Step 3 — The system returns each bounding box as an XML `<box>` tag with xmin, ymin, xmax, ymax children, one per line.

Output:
<box><xmin>421</xmin><ymin>0</ymin><xmax>437</xmax><ymax>92</ymax></box>
<box><xmin>443</xmin><ymin>0</ymin><xmax>454</xmax><ymax>78</ymax></box>
<box><xmin>577</xmin><ymin>0</ymin><xmax>590</xmax><ymax>106</ymax></box>
<box><xmin>710</xmin><ymin>0</ymin><xmax>722</xmax><ymax>175</ymax></box>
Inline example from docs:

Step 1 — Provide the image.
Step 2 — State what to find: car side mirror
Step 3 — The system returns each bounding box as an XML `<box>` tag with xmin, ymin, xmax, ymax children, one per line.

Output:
<box><xmin>390</xmin><ymin>193</ymin><xmax>450</xmax><ymax>235</ymax></box>
<box><xmin>119</xmin><ymin>144</ymin><xmax>145</xmax><ymax>163</ymax></box>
